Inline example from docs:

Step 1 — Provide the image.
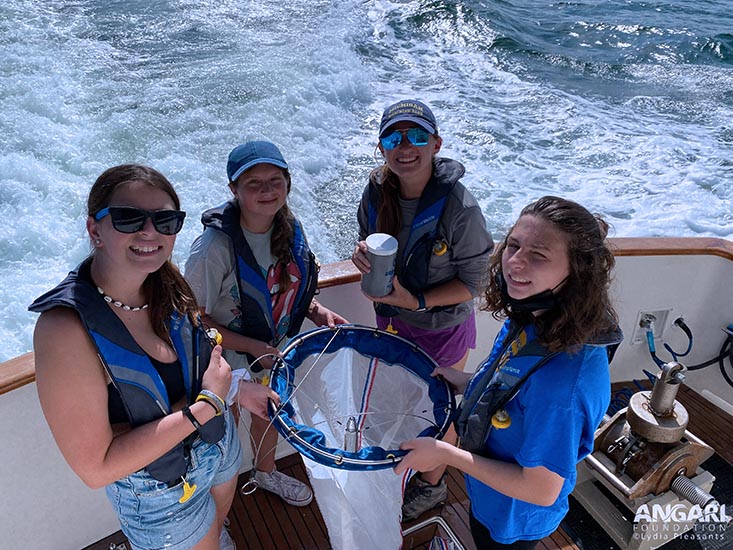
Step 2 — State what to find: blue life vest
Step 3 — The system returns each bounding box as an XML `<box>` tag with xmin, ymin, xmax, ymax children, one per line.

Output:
<box><xmin>455</xmin><ymin>323</ymin><xmax>558</xmax><ymax>455</ymax></box>
<box><xmin>366</xmin><ymin>159</ymin><xmax>457</xmax><ymax>294</ymax></box>
<box><xmin>456</xmin><ymin>320</ymin><xmax>622</xmax><ymax>455</ymax></box>
<box><xmin>29</xmin><ymin>258</ymin><xmax>225</xmax><ymax>484</ymax></box>
<box><xmin>201</xmin><ymin>200</ymin><xmax>318</xmax><ymax>346</ymax></box>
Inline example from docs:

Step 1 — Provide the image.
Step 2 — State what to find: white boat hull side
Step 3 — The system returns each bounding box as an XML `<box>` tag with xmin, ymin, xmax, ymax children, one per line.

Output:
<box><xmin>610</xmin><ymin>253</ymin><xmax>733</xmax><ymax>407</ymax></box>
<box><xmin>0</xmin><ymin>383</ymin><xmax>121</xmax><ymax>549</ymax></box>
<box><xmin>3</xmin><ymin>239</ymin><xmax>733</xmax><ymax>549</ymax></box>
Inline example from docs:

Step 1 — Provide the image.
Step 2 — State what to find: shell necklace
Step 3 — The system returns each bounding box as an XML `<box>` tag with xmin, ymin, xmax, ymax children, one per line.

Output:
<box><xmin>97</xmin><ymin>286</ymin><xmax>149</xmax><ymax>312</ymax></box>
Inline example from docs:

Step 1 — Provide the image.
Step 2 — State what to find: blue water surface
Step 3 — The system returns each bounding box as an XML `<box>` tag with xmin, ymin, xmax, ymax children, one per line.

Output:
<box><xmin>1</xmin><ymin>0</ymin><xmax>732</xmax><ymax>360</ymax></box>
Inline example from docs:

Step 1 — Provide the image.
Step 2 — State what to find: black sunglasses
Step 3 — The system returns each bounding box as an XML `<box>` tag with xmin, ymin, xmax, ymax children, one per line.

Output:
<box><xmin>94</xmin><ymin>206</ymin><xmax>186</xmax><ymax>235</ymax></box>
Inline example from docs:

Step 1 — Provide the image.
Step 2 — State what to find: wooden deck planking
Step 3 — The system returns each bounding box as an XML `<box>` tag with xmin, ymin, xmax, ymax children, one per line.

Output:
<box><xmin>82</xmin><ymin>380</ymin><xmax>732</xmax><ymax>550</ymax></box>
<box><xmin>84</xmin><ymin>452</ymin><xmax>580</xmax><ymax>549</ymax></box>
<box><xmin>231</xmin><ymin>485</ymin><xmax>276</xmax><ymax>549</ymax></box>
<box><xmin>402</xmin><ymin>463</ymin><xmax>476</xmax><ymax>549</ymax></box>
<box><xmin>546</xmin><ymin>527</ymin><xmax>580</xmax><ymax>550</ymax></box>
<box><xmin>233</xmin><ymin>456</ymin><xmax>330</xmax><ymax>550</ymax></box>
<box><xmin>443</xmin><ymin>466</ymin><xmax>474</xmax><ymax>544</ymax></box>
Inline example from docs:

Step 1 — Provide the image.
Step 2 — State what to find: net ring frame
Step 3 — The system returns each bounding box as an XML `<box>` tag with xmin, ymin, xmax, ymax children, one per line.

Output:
<box><xmin>266</xmin><ymin>324</ymin><xmax>456</xmax><ymax>470</ymax></box>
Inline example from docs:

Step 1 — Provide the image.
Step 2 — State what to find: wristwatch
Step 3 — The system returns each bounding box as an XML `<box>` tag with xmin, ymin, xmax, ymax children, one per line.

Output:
<box><xmin>415</xmin><ymin>293</ymin><xmax>429</xmax><ymax>312</ymax></box>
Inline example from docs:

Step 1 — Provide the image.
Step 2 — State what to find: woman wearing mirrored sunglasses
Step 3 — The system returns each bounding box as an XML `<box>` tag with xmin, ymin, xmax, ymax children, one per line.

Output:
<box><xmin>29</xmin><ymin>164</ymin><xmax>277</xmax><ymax>550</ymax></box>
<box><xmin>185</xmin><ymin>141</ymin><xmax>348</xmax><ymax>510</ymax></box>
<box><xmin>351</xmin><ymin>99</ymin><xmax>494</xmax><ymax>520</ymax></box>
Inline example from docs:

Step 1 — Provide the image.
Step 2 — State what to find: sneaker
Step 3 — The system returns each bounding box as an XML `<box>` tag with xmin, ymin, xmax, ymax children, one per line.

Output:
<box><xmin>219</xmin><ymin>521</ymin><xmax>236</xmax><ymax>550</ymax></box>
<box><xmin>402</xmin><ymin>475</ymin><xmax>448</xmax><ymax>521</ymax></box>
<box><xmin>254</xmin><ymin>469</ymin><xmax>313</xmax><ymax>507</ymax></box>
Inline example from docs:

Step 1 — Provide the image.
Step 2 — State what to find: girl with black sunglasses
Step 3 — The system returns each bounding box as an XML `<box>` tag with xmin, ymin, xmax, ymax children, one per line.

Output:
<box><xmin>29</xmin><ymin>164</ymin><xmax>277</xmax><ymax>550</ymax></box>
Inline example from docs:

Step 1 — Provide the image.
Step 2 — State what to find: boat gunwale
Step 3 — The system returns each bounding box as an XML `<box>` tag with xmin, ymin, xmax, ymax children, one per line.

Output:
<box><xmin>3</xmin><ymin>236</ymin><xmax>733</xmax><ymax>396</ymax></box>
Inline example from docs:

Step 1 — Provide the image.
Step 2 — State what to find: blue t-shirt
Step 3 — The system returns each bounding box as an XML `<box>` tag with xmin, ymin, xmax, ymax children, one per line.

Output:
<box><xmin>464</xmin><ymin>320</ymin><xmax>611</xmax><ymax>544</ymax></box>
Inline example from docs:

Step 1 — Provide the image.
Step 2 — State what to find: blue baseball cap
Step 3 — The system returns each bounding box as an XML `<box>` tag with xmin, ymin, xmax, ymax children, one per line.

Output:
<box><xmin>379</xmin><ymin>99</ymin><xmax>438</xmax><ymax>138</ymax></box>
<box><xmin>227</xmin><ymin>141</ymin><xmax>288</xmax><ymax>183</ymax></box>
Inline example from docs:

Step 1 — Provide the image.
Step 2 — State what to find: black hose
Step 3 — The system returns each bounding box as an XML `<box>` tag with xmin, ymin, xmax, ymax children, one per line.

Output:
<box><xmin>720</xmin><ymin>338</ymin><xmax>733</xmax><ymax>389</ymax></box>
<box><xmin>687</xmin><ymin>336</ymin><xmax>729</xmax><ymax>370</ymax></box>
<box><xmin>684</xmin><ymin>335</ymin><xmax>733</xmax><ymax>390</ymax></box>
<box><xmin>663</xmin><ymin>318</ymin><xmax>693</xmax><ymax>359</ymax></box>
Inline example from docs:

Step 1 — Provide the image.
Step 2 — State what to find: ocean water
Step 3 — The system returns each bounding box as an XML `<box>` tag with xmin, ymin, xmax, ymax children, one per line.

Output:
<box><xmin>1</xmin><ymin>0</ymin><xmax>732</xmax><ymax>361</ymax></box>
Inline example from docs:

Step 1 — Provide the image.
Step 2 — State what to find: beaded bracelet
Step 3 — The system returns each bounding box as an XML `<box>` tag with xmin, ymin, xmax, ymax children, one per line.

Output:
<box><xmin>196</xmin><ymin>389</ymin><xmax>226</xmax><ymax>416</ymax></box>
<box><xmin>200</xmin><ymin>389</ymin><xmax>226</xmax><ymax>411</ymax></box>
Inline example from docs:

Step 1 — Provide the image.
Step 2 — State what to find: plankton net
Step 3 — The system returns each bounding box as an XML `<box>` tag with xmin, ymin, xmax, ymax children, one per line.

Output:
<box><xmin>268</xmin><ymin>324</ymin><xmax>455</xmax><ymax>470</ymax></box>
<box><xmin>267</xmin><ymin>324</ymin><xmax>455</xmax><ymax>549</ymax></box>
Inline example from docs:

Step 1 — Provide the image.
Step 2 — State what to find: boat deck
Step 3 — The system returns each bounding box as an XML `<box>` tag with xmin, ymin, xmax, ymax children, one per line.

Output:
<box><xmin>85</xmin><ymin>382</ymin><xmax>731</xmax><ymax>550</ymax></box>
<box><xmin>87</xmin><ymin>453</ymin><xmax>580</xmax><ymax>550</ymax></box>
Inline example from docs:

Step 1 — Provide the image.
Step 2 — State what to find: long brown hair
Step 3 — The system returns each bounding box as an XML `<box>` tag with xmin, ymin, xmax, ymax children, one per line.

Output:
<box><xmin>375</xmin><ymin>165</ymin><xmax>402</xmax><ymax>236</ymax></box>
<box><xmin>87</xmin><ymin>164</ymin><xmax>199</xmax><ymax>339</ymax></box>
<box><xmin>483</xmin><ymin>196</ymin><xmax>618</xmax><ymax>352</ymax></box>
<box><xmin>270</xmin><ymin>169</ymin><xmax>296</xmax><ymax>292</ymax></box>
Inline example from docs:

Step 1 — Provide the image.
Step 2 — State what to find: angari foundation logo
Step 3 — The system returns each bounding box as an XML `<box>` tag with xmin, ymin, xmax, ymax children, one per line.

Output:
<box><xmin>632</xmin><ymin>502</ymin><xmax>730</xmax><ymax>543</ymax></box>
<box><xmin>634</xmin><ymin>502</ymin><xmax>730</xmax><ymax>523</ymax></box>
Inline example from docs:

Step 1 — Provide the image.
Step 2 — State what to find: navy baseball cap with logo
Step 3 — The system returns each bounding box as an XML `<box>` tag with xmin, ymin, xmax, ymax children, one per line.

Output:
<box><xmin>227</xmin><ymin>141</ymin><xmax>288</xmax><ymax>183</ymax></box>
<box><xmin>378</xmin><ymin>99</ymin><xmax>438</xmax><ymax>138</ymax></box>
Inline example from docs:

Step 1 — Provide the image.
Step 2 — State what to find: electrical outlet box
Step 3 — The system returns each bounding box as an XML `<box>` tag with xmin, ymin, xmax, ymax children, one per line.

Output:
<box><xmin>630</xmin><ymin>308</ymin><xmax>673</xmax><ymax>345</ymax></box>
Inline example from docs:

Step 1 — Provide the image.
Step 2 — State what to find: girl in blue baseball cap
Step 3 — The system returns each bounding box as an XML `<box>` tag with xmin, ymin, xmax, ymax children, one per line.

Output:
<box><xmin>185</xmin><ymin>141</ymin><xmax>347</xmax><ymax>521</ymax></box>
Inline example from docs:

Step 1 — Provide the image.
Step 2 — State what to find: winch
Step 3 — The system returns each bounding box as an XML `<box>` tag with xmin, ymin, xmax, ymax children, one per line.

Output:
<box><xmin>574</xmin><ymin>362</ymin><xmax>722</xmax><ymax>550</ymax></box>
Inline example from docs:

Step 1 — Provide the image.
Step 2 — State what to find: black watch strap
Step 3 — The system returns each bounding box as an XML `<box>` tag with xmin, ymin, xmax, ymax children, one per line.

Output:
<box><xmin>182</xmin><ymin>405</ymin><xmax>202</xmax><ymax>431</ymax></box>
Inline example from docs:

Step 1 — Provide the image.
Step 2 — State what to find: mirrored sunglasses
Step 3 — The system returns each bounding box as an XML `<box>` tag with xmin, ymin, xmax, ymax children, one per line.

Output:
<box><xmin>94</xmin><ymin>206</ymin><xmax>186</xmax><ymax>235</ymax></box>
<box><xmin>379</xmin><ymin>127</ymin><xmax>431</xmax><ymax>150</ymax></box>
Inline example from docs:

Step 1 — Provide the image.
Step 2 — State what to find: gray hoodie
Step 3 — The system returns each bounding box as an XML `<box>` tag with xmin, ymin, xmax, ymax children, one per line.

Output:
<box><xmin>357</xmin><ymin>157</ymin><xmax>494</xmax><ymax>330</ymax></box>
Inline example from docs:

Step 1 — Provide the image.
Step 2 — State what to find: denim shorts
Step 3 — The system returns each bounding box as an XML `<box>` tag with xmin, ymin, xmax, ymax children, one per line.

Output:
<box><xmin>105</xmin><ymin>410</ymin><xmax>242</xmax><ymax>550</ymax></box>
